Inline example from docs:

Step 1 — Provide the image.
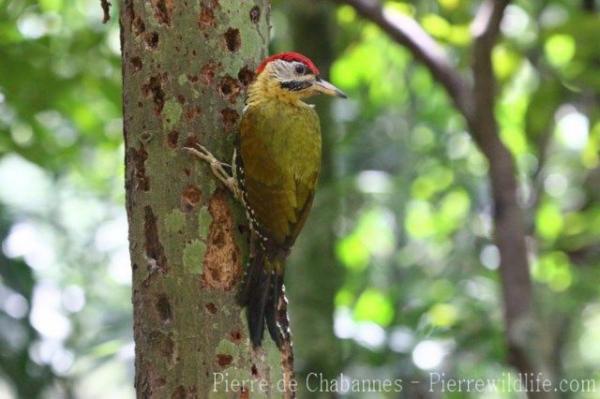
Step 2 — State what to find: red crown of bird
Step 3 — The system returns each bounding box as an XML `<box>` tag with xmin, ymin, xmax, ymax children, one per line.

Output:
<box><xmin>256</xmin><ymin>52</ymin><xmax>320</xmax><ymax>75</ymax></box>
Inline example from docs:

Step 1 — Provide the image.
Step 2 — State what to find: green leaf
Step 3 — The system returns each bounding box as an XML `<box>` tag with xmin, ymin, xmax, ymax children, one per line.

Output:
<box><xmin>437</xmin><ymin>189</ymin><xmax>470</xmax><ymax>234</ymax></box>
<box><xmin>533</xmin><ymin>252</ymin><xmax>572</xmax><ymax>292</ymax></box>
<box><xmin>536</xmin><ymin>200</ymin><xmax>564</xmax><ymax>241</ymax></box>
<box><xmin>336</xmin><ymin>207</ymin><xmax>395</xmax><ymax>269</ymax></box>
<box><xmin>492</xmin><ymin>45</ymin><xmax>521</xmax><ymax>80</ymax></box>
<box><xmin>353</xmin><ymin>289</ymin><xmax>394</xmax><ymax>326</ymax></box>
<box><xmin>421</xmin><ymin>14</ymin><xmax>451</xmax><ymax>39</ymax></box>
<box><xmin>428</xmin><ymin>303</ymin><xmax>458</xmax><ymax>328</ymax></box>
<box><xmin>405</xmin><ymin>200</ymin><xmax>435</xmax><ymax>238</ymax></box>
<box><xmin>544</xmin><ymin>34</ymin><xmax>576</xmax><ymax>68</ymax></box>
<box><xmin>336</xmin><ymin>232</ymin><xmax>370</xmax><ymax>270</ymax></box>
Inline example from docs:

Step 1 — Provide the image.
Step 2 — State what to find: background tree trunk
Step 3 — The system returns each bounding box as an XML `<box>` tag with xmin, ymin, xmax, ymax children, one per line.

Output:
<box><xmin>120</xmin><ymin>1</ymin><xmax>281</xmax><ymax>397</ymax></box>
<box><xmin>285</xmin><ymin>0</ymin><xmax>344</xmax><ymax>393</ymax></box>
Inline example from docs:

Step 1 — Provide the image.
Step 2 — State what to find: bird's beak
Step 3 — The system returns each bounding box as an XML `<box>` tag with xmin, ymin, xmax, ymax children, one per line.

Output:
<box><xmin>313</xmin><ymin>77</ymin><xmax>347</xmax><ymax>98</ymax></box>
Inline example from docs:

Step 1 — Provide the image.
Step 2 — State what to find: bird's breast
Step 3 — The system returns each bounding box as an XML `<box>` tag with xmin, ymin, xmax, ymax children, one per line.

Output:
<box><xmin>240</xmin><ymin>101</ymin><xmax>322</xmax><ymax>179</ymax></box>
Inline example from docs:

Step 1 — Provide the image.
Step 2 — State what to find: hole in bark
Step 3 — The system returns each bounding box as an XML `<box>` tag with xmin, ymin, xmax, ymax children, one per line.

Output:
<box><xmin>133</xmin><ymin>17</ymin><xmax>145</xmax><ymax>36</ymax></box>
<box><xmin>181</xmin><ymin>185</ymin><xmax>202</xmax><ymax>211</ymax></box>
<box><xmin>185</xmin><ymin>105</ymin><xmax>201</xmax><ymax>120</ymax></box>
<box><xmin>205</xmin><ymin>302</ymin><xmax>217</xmax><ymax>314</ymax></box>
<box><xmin>249</xmin><ymin>6</ymin><xmax>260</xmax><ymax>23</ymax></box>
<box><xmin>171</xmin><ymin>386</ymin><xmax>186</xmax><ymax>399</ymax></box>
<box><xmin>167</xmin><ymin>130</ymin><xmax>179</xmax><ymax>149</ymax></box>
<box><xmin>220</xmin><ymin>83</ymin><xmax>231</xmax><ymax>95</ymax></box>
<box><xmin>201</xmin><ymin>191</ymin><xmax>242</xmax><ymax>290</ymax></box>
<box><xmin>144</xmin><ymin>206</ymin><xmax>168</xmax><ymax>273</ymax></box>
<box><xmin>200</xmin><ymin>62</ymin><xmax>218</xmax><ymax>85</ymax></box>
<box><xmin>221</xmin><ymin>108</ymin><xmax>239</xmax><ymax>130</ymax></box>
<box><xmin>152</xmin><ymin>0</ymin><xmax>172</xmax><ymax>25</ymax></box>
<box><xmin>128</xmin><ymin>145</ymin><xmax>149</xmax><ymax>191</ymax></box>
<box><xmin>142</xmin><ymin>75</ymin><xmax>165</xmax><ymax>114</ymax></box>
<box><xmin>237</xmin><ymin>66</ymin><xmax>255</xmax><ymax>86</ymax></box>
<box><xmin>156</xmin><ymin>295</ymin><xmax>172</xmax><ymax>323</ymax></box>
<box><xmin>198</xmin><ymin>6</ymin><xmax>215</xmax><ymax>29</ymax></box>
<box><xmin>146</xmin><ymin>32</ymin><xmax>159</xmax><ymax>49</ymax></box>
<box><xmin>230</xmin><ymin>330</ymin><xmax>242</xmax><ymax>342</ymax></box>
<box><xmin>216</xmin><ymin>354</ymin><xmax>233</xmax><ymax>367</ymax></box>
<box><xmin>251</xmin><ymin>364</ymin><xmax>259</xmax><ymax>377</ymax></box>
<box><xmin>176</xmin><ymin>95</ymin><xmax>185</xmax><ymax>104</ymax></box>
<box><xmin>219</xmin><ymin>75</ymin><xmax>241</xmax><ymax>103</ymax></box>
<box><xmin>125</xmin><ymin>0</ymin><xmax>134</xmax><ymax>19</ymax></box>
<box><xmin>130</xmin><ymin>57</ymin><xmax>143</xmax><ymax>72</ymax></box>
<box><xmin>224</xmin><ymin>28</ymin><xmax>241</xmax><ymax>52</ymax></box>
<box><xmin>184</xmin><ymin>134</ymin><xmax>199</xmax><ymax>149</ymax></box>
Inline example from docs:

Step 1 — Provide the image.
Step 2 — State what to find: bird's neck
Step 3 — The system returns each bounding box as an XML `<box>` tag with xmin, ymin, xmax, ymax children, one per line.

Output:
<box><xmin>247</xmin><ymin>72</ymin><xmax>306</xmax><ymax>107</ymax></box>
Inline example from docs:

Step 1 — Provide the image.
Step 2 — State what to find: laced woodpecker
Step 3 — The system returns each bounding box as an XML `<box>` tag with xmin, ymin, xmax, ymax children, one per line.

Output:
<box><xmin>187</xmin><ymin>52</ymin><xmax>346</xmax><ymax>348</ymax></box>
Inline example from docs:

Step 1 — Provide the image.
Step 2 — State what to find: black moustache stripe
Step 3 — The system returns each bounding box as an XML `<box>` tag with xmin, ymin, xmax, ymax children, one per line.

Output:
<box><xmin>280</xmin><ymin>80</ymin><xmax>312</xmax><ymax>91</ymax></box>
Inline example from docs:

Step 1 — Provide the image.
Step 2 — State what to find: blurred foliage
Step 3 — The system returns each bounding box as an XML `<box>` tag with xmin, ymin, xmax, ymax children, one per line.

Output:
<box><xmin>0</xmin><ymin>0</ymin><xmax>131</xmax><ymax>398</ymax></box>
<box><xmin>1</xmin><ymin>0</ymin><xmax>599</xmax><ymax>398</ymax></box>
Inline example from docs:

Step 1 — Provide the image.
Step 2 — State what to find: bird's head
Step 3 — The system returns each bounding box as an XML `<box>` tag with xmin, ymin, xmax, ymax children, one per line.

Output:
<box><xmin>249</xmin><ymin>52</ymin><xmax>347</xmax><ymax>105</ymax></box>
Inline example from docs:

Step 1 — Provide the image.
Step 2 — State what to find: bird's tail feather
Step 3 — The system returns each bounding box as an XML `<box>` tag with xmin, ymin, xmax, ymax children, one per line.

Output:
<box><xmin>238</xmin><ymin>251</ymin><xmax>284</xmax><ymax>349</ymax></box>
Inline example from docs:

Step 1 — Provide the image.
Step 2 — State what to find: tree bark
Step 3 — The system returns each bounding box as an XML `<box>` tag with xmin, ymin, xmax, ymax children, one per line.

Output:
<box><xmin>120</xmin><ymin>1</ymin><xmax>283</xmax><ymax>397</ymax></box>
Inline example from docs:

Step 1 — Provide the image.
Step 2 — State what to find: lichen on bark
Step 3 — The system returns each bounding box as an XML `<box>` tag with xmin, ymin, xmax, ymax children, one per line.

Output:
<box><xmin>120</xmin><ymin>0</ymin><xmax>278</xmax><ymax>397</ymax></box>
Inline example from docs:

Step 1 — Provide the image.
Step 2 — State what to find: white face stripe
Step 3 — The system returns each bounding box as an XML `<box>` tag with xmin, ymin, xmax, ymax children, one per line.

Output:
<box><xmin>268</xmin><ymin>59</ymin><xmax>315</xmax><ymax>83</ymax></box>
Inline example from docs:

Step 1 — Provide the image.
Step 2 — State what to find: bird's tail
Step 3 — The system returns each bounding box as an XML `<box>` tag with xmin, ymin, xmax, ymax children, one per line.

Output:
<box><xmin>238</xmin><ymin>250</ymin><xmax>285</xmax><ymax>349</ymax></box>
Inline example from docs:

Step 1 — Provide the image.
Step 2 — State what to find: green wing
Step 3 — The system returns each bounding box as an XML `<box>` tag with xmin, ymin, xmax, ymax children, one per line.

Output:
<box><xmin>239</xmin><ymin>103</ymin><xmax>321</xmax><ymax>247</ymax></box>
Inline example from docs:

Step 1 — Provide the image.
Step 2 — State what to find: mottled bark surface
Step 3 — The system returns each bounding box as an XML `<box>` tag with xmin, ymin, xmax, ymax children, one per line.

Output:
<box><xmin>120</xmin><ymin>1</ymin><xmax>279</xmax><ymax>397</ymax></box>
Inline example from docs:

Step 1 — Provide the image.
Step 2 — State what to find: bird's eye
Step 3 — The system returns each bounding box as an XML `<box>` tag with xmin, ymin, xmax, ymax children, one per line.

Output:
<box><xmin>295</xmin><ymin>64</ymin><xmax>306</xmax><ymax>75</ymax></box>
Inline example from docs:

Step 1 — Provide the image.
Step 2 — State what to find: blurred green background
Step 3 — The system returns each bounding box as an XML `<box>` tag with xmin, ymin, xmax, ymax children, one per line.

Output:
<box><xmin>0</xmin><ymin>0</ymin><xmax>598</xmax><ymax>398</ymax></box>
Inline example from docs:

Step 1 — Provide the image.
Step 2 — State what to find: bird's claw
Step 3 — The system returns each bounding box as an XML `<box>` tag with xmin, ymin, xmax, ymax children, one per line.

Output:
<box><xmin>183</xmin><ymin>145</ymin><xmax>241</xmax><ymax>202</ymax></box>
<box><xmin>183</xmin><ymin>145</ymin><xmax>212</xmax><ymax>162</ymax></box>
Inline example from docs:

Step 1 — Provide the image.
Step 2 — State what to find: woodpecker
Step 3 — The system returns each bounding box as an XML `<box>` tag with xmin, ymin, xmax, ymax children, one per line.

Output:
<box><xmin>187</xmin><ymin>52</ymin><xmax>346</xmax><ymax>348</ymax></box>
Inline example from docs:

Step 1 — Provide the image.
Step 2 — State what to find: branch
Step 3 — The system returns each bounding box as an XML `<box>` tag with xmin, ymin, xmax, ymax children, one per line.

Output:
<box><xmin>334</xmin><ymin>0</ymin><xmax>472</xmax><ymax>119</ymax></box>
<box><xmin>471</xmin><ymin>0</ymin><xmax>510</xmax><ymax>134</ymax></box>
<box><xmin>100</xmin><ymin>0</ymin><xmax>111</xmax><ymax>24</ymax></box>
<box><xmin>470</xmin><ymin>3</ymin><xmax>560</xmax><ymax>393</ymax></box>
<box><xmin>472</xmin><ymin>0</ymin><xmax>509</xmax><ymax>45</ymax></box>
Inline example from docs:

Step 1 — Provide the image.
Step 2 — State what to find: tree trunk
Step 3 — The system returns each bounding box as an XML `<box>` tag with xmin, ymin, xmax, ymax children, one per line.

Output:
<box><xmin>120</xmin><ymin>1</ymin><xmax>282</xmax><ymax>397</ymax></box>
<box><xmin>285</xmin><ymin>0</ymin><xmax>344</xmax><ymax>390</ymax></box>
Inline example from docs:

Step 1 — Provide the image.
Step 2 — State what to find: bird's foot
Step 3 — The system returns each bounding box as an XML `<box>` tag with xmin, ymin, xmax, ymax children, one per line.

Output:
<box><xmin>184</xmin><ymin>145</ymin><xmax>242</xmax><ymax>201</ymax></box>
